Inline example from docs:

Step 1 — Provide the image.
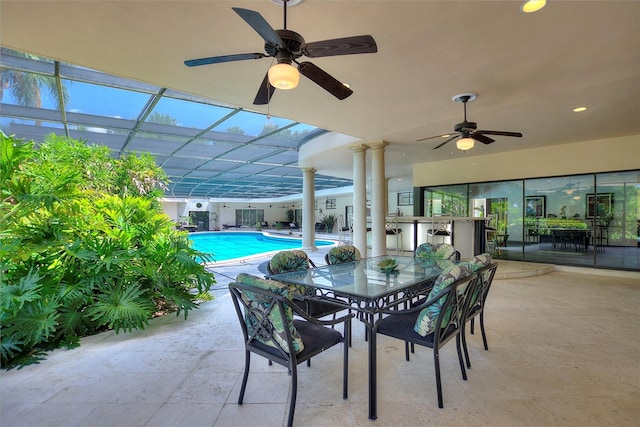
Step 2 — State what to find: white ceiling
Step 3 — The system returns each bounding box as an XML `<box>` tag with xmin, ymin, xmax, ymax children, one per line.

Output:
<box><xmin>2</xmin><ymin>0</ymin><xmax>639</xmax><ymax>193</ymax></box>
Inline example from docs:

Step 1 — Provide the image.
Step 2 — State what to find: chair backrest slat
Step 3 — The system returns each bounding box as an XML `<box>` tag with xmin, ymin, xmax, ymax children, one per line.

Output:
<box><xmin>230</xmin><ymin>275</ymin><xmax>305</xmax><ymax>356</ymax></box>
<box><xmin>432</xmin><ymin>273</ymin><xmax>480</xmax><ymax>347</ymax></box>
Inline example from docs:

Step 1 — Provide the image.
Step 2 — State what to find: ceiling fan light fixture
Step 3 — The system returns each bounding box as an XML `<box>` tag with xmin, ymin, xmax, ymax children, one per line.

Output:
<box><xmin>456</xmin><ymin>137</ymin><xmax>475</xmax><ymax>151</ymax></box>
<box><xmin>521</xmin><ymin>0</ymin><xmax>547</xmax><ymax>13</ymax></box>
<box><xmin>268</xmin><ymin>62</ymin><xmax>300</xmax><ymax>90</ymax></box>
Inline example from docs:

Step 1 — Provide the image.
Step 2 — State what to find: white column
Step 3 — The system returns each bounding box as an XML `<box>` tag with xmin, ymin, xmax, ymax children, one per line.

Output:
<box><xmin>370</xmin><ymin>141</ymin><xmax>389</xmax><ymax>257</ymax></box>
<box><xmin>301</xmin><ymin>167</ymin><xmax>316</xmax><ymax>251</ymax></box>
<box><xmin>350</xmin><ymin>144</ymin><xmax>368</xmax><ymax>258</ymax></box>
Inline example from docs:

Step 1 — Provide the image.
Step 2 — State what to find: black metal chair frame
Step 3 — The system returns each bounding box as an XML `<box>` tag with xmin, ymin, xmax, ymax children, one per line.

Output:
<box><xmin>266</xmin><ymin>255</ymin><xmax>346</xmax><ymax>326</ymax></box>
<box><xmin>374</xmin><ymin>273</ymin><xmax>480</xmax><ymax>408</ymax></box>
<box><xmin>460</xmin><ymin>262</ymin><xmax>498</xmax><ymax>369</ymax></box>
<box><xmin>229</xmin><ymin>282</ymin><xmax>353</xmax><ymax>427</ymax></box>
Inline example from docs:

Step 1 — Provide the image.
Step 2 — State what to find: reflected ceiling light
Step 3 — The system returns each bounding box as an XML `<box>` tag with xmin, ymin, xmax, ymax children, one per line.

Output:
<box><xmin>268</xmin><ymin>62</ymin><xmax>300</xmax><ymax>90</ymax></box>
<box><xmin>456</xmin><ymin>137</ymin><xmax>475</xmax><ymax>151</ymax></box>
<box><xmin>565</xmin><ymin>188</ymin><xmax>574</xmax><ymax>195</ymax></box>
<box><xmin>573</xmin><ymin>195</ymin><xmax>581</xmax><ymax>200</ymax></box>
<box><xmin>521</xmin><ymin>0</ymin><xmax>547</xmax><ymax>13</ymax></box>
<box><xmin>573</xmin><ymin>106</ymin><xmax>587</xmax><ymax>112</ymax></box>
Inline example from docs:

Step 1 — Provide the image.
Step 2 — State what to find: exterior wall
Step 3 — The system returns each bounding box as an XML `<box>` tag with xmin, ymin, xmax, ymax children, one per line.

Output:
<box><xmin>161</xmin><ymin>201</ymin><xmax>180</xmax><ymax>223</ymax></box>
<box><xmin>413</xmin><ymin>135</ymin><xmax>639</xmax><ymax>187</ymax></box>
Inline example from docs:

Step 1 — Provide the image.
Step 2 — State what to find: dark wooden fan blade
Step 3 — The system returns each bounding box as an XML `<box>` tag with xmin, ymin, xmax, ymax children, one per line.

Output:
<box><xmin>253</xmin><ymin>73</ymin><xmax>276</xmax><ymax>105</ymax></box>
<box><xmin>471</xmin><ymin>132</ymin><xmax>495</xmax><ymax>145</ymax></box>
<box><xmin>432</xmin><ymin>134</ymin><xmax>460</xmax><ymax>150</ymax></box>
<box><xmin>301</xmin><ymin>35</ymin><xmax>378</xmax><ymax>58</ymax></box>
<box><xmin>298</xmin><ymin>62</ymin><xmax>353</xmax><ymax>100</ymax></box>
<box><xmin>476</xmin><ymin>130</ymin><xmax>523</xmax><ymax>138</ymax></box>
<box><xmin>184</xmin><ymin>53</ymin><xmax>266</xmax><ymax>67</ymax></box>
<box><xmin>417</xmin><ymin>133</ymin><xmax>451</xmax><ymax>142</ymax></box>
<box><xmin>232</xmin><ymin>7</ymin><xmax>283</xmax><ymax>48</ymax></box>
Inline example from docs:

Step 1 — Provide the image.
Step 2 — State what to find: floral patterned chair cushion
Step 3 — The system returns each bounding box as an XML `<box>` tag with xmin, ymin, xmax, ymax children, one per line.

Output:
<box><xmin>465</xmin><ymin>253</ymin><xmax>494</xmax><ymax>309</ymax></box>
<box><xmin>466</xmin><ymin>253</ymin><xmax>493</xmax><ymax>272</ymax></box>
<box><xmin>415</xmin><ymin>242</ymin><xmax>457</xmax><ymax>261</ymax></box>
<box><xmin>326</xmin><ymin>245</ymin><xmax>362</xmax><ymax>265</ymax></box>
<box><xmin>235</xmin><ymin>273</ymin><xmax>305</xmax><ymax>354</ymax></box>
<box><xmin>416</xmin><ymin>257</ymin><xmax>455</xmax><ymax>270</ymax></box>
<box><xmin>414</xmin><ymin>263</ymin><xmax>472</xmax><ymax>337</ymax></box>
<box><xmin>268</xmin><ymin>250</ymin><xmax>311</xmax><ymax>274</ymax></box>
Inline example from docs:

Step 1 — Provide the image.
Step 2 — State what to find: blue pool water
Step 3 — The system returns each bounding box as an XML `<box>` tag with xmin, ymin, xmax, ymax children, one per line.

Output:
<box><xmin>189</xmin><ymin>231</ymin><xmax>334</xmax><ymax>262</ymax></box>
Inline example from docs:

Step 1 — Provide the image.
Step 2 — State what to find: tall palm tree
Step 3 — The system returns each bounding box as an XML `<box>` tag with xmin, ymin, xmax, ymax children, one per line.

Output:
<box><xmin>0</xmin><ymin>47</ymin><xmax>69</xmax><ymax>111</ymax></box>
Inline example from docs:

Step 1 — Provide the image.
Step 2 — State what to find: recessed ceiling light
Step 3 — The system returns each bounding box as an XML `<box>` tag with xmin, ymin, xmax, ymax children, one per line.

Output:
<box><xmin>521</xmin><ymin>0</ymin><xmax>547</xmax><ymax>13</ymax></box>
<box><xmin>441</xmin><ymin>134</ymin><xmax>451</xmax><ymax>138</ymax></box>
<box><xmin>573</xmin><ymin>107</ymin><xmax>587</xmax><ymax>112</ymax></box>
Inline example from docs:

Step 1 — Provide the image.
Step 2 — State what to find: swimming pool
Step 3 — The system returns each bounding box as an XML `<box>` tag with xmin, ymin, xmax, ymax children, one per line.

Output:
<box><xmin>189</xmin><ymin>231</ymin><xmax>334</xmax><ymax>262</ymax></box>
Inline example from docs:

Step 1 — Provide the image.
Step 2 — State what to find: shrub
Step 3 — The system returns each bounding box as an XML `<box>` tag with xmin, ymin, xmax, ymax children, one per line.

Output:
<box><xmin>0</xmin><ymin>133</ymin><xmax>215</xmax><ymax>368</ymax></box>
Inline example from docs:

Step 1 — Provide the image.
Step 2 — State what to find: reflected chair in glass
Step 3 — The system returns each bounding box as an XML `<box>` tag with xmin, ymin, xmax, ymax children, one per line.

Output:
<box><xmin>460</xmin><ymin>255</ymin><xmax>498</xmax><ymax>368</ymax></box>
<box><xmin>526</xmin><ymin>227</ymin><xmax>540</xmax><ymax>243</ymax></box>
<box><xmin>594</xmin><ymin>219</ymin><xmax>611</xmax><ymax>252</ymax></box>
<box><xmin>229</xmin><ymin>274</ymin><xmax>353</xmax><ymax>427</ymax></box>
<box><xmin>375</xmin><ymin>267</ymin><xmax>480</xmax><ymax>408</ymax></box>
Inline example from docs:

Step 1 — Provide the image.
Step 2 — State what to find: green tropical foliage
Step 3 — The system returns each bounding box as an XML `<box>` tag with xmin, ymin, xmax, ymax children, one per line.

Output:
<box><xmin>0</xmin><ymin>133</ymin><xmax>215</xmax><ymax>369</ymax></box>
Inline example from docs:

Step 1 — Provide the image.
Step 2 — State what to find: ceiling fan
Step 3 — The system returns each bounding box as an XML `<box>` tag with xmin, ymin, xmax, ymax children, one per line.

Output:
<box><xmin>417</xmin><ymin>93</ymin><xmax>523</xmax><ymax>151</ymax></box>
<box><xmin>184</xmin><ymin>1</ymin><xmax>377</xmax><ymax>105</ymax></box>
<box><xmin>539</xmin><ymin>178</ymin><xmax>589</xmax><ymax>195</ymax></box>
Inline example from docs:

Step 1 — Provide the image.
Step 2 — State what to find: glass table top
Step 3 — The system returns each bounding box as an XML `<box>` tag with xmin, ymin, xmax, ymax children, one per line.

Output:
<box><xmin>268</xmin><ymin>256</ymin><xmax>449</xmax><ymax>300</ymax></box>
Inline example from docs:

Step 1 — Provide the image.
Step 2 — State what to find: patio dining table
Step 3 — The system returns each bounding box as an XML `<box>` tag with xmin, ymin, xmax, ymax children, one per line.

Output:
<box><xmin>267</xmin><ymin>255</ymin><xmax>448</xmax><ymax>420</ymax></box>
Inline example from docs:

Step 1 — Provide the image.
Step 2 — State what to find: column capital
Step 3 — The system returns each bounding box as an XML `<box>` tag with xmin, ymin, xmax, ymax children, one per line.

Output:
<box><xmin>368</xmin><ymin>140</ymin><xmax>389</xmax><ymax>150</ymax></box>
<box><xmin>349</xmin><ymin>143</ymin><xmax>369</xmax><ymax>153</ymax></box>
<box><xmin>300</xmin><ymin>167</ymin><xmax>316</xmax><ymax>174</ymax></box>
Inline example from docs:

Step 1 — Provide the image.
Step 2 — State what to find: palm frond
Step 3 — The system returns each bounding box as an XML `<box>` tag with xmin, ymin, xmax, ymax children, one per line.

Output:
<box><xmin>85</xmin><ymin>285</ymin><xmax>155</xmax><ymax>333</ymax></box>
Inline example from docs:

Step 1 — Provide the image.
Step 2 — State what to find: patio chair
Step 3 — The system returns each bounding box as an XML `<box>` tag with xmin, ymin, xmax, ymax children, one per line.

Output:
<box><xmin>267</xmin><ymin>250</ymin><xmax>346</xmax><ymax>320</ymax></box>
<box><xmin>267</xmin><ymin>250</ymin><xmax>348</xmax><ymax>350</ymax></box>
<box><xmin>267</xmin><ymin>250</ymin><xmax>318</xmax><ymax>275</ymax></box>
<box><xmin>325</xmin><ymin>244</ymin><xmax>362</xmax><ymax>265</ymax></box>
<box><xmin>323</xmin><ymin>245</ymin><xmax>361</xmax><ymax>338</ymax></box>
<box><xmin>409</xmin><ymin>242</ymin><xmax>460</xmax><ymax>315</ymax></box>
<box><xmin>375</xmin><ymin>264</ymin><xmax>479</xmax><ymax>408</ymax></box>
<box><xmin>460</xmin><ymin>254</ymin><xmax>498</xmax><ymax>368</ymax></box>
<box><xmin>229</xmin><ymin>274</ymin><xmax>353</xmax><ymax>427</ymax></box>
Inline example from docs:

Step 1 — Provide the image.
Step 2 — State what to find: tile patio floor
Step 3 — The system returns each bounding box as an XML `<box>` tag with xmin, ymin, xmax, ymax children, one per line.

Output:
<box><xmin>2</xmin><ymin>246</ymin><xmax>639</xmax><ymax>427</ymax></box>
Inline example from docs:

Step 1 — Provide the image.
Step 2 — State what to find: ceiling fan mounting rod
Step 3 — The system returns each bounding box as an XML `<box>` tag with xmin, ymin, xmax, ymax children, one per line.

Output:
<box><xmin>283</xmin><ymin>0</ymin><xmax>288</xmax><ymax>29</ymax></box>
